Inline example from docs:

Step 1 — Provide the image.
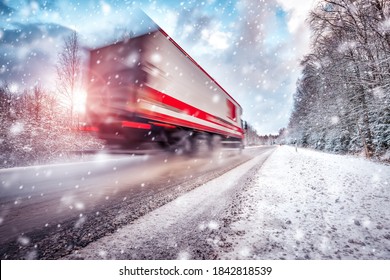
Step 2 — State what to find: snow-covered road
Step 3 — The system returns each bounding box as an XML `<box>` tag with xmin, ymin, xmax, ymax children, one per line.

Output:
<box><xmin>0</xmin><ymin>146</ymin><xmax>274</xmax><ymax>259</ymax></box>
<box><xmin>66</xmin><ymin>146</ymin><xmax>390</xmax><ymax>260</ymax></box>
<box><xmin>65</xmin><ymin>147</ymin><xmax>275</xmax><ymax>259</ymax></box>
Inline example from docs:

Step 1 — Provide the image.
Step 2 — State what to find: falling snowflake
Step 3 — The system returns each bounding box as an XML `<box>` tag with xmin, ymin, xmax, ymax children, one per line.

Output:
<box><xmin>177</xmin><ymin>251</ymin><xmax>191</xmax><ymax>260</ymax></box>
<box><xmin>331</xmin><ymin>116</ymin><xmax>339</xmax><ymax>125</ymax></box>
<box><xmin>17</xmin><ymin>236</ymin><xmax>30</xmax><ymax>246</ymax></box>
<box><xmin>10</xmin><ymin>122</ymin><xmax>24</xmax><ymax>136</ymax></box>
<box><xmin>74</xmin><ymin>216</ymin><xmax>86</xmax><ymax>228</ymax></box>
<box><xmin>212</xmin><ymin>94</ymin><xmax>220</xmax><ymax>103</ymax></box>
<box><xmin>208</xmin><ymin>220</ymin><xmax>219</xmax><ymax>230</ymax></box>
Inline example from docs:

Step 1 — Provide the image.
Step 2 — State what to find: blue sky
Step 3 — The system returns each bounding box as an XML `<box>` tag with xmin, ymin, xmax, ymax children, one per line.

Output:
<box><xmin>0</xmin><ymin>0</ymin><xmax>316</xmax><ymax>134</ymax></box>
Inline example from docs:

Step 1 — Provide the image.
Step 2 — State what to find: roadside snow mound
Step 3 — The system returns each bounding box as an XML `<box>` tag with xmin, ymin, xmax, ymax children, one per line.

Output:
<box><xmin>221</xmin><ymin>145</ymin><xmax>390</xmax><ymax>260</ymax></box>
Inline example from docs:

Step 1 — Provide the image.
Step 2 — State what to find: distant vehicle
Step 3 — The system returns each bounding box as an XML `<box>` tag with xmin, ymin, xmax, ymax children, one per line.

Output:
<box><xmin>85</xmin><ymin>13</ymin><xmax>244</xmax><ymax>154</ymax></box>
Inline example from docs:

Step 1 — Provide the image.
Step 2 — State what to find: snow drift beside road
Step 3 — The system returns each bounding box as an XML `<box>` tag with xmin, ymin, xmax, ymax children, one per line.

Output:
<box><xmin>221</xmin><ymin>146</ymin><xmax>390</xmax><ymax>259</ymax></box>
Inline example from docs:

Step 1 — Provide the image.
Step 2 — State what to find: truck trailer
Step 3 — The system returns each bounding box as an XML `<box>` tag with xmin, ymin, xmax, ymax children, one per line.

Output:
<box><xmin>86</xmin><ymin>13</ymin><xmax>244</xmax><ymax>154</ymax></box>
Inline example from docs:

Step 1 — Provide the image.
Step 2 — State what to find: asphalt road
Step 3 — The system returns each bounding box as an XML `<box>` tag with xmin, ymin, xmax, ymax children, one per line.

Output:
<box><xmin>0</xmin><ymin>146</ymin><xmax>275</xmax><ymax>259</ymax></box>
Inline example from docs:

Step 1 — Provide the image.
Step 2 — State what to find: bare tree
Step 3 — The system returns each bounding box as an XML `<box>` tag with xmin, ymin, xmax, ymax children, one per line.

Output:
<box><xmin>30</xmin><ymin>85</ymin><xmax>45</xmax><ymax>123</ymax></box>
<box><xmin>17</xmin><ymin>84</ymin><xmax>57</xmax><ymax>127</ymax></box>
<box><xmin>56</xmin><ymin>31</ymin><xmax>81</xmax><ymax>129</ymax></box>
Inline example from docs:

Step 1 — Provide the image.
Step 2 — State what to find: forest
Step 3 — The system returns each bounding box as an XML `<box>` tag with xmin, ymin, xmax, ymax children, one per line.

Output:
<box><xmin>286</xmin><ymin>0</ymin><xmax>390</xmax><ymax>160</ymax></box>
<box><xmin>0</xmin><ymin>83</ymin><xmax>103</xmax><ymax>168</ymax></box>
<box><xmin>0</xmin><ymin>32</ymin><xmax>103</xmax><ymax>168</ymax></box>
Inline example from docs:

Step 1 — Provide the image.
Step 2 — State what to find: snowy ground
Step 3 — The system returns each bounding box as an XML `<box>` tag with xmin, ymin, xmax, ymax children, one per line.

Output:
<box><xmin>65</xmin><ymin>146</ymin><xmax>390</xmax><ymax>260</ymax></box>
<box><xmin>219</xmin><ymin>146</ymin><xmax>390</xmax><ymax>260</ymax></box>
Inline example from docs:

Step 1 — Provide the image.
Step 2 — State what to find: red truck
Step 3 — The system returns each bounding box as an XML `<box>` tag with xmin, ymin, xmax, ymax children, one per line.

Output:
<box><xmin>86</xmin><ymin>13</ymin><xmax>244</xmax><ymax>154</ymax></box>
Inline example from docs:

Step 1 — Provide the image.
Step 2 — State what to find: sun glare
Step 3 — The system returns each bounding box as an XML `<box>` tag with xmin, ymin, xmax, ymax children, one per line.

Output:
<box><xmin>74</xmin><ymin>89</ymin><xmax>87</xmax><ymax>114</ymax></box>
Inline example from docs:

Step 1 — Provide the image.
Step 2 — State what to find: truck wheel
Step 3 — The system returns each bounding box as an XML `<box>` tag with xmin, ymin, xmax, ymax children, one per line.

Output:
<box><xmin>208</xmin><ymin>135</ymin><xmax>222</xmax><ymax>151</ymax></box>
<box><xmin>162</xmin><ymin>130</ymin><xmax>195</xmax><ymax>156</ymax></box>
<box><xmin>174</xmin><ymin>136</ymin><xmax>193</xmax><ymax>155</ymax></box>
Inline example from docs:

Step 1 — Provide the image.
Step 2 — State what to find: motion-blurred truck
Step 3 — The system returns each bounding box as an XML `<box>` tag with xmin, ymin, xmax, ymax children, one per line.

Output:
<box><xmin>86</xmin><ymin>12</ymin><xmax>244</xmax><ymax>154</ymax></box>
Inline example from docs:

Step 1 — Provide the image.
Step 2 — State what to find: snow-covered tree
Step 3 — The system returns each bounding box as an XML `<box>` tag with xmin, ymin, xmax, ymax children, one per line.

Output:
<box><xmin>0</xmin><ymin>83</ymin><xmax>103</xmax><ymax>168</ymax></box>
<box><xmin>289</xmin><ymin>0</ymin><xmax>390</xmax><ymax>159</ymax></box>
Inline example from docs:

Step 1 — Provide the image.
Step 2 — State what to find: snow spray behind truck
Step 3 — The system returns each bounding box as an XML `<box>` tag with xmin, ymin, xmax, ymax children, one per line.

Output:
<box><xmin>86</xmin><ymin>10</ymin><xmax>244</xmax><ymax>154</ymax></box>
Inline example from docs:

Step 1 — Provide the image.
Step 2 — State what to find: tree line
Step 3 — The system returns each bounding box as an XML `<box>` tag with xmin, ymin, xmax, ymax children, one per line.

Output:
<box><xmin>285</xmin><ymin>0</ymin><xmax>390</xmax><ymax>159</ymax></box>
<box><xmin>244</xmin><ymin>123</ymin><xmax>279</xmax><ymax>146</ymax></box>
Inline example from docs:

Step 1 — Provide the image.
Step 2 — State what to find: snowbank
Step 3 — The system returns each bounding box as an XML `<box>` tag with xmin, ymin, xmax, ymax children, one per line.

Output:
<box><xmin>220</xmin><ymin>146</ymin><xmax>390</xmax><ymax>259</ymax></box>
